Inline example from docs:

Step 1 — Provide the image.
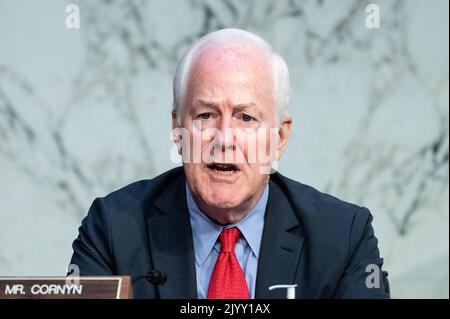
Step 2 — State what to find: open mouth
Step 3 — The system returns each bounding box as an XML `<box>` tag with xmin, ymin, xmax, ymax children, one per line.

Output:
<box><xmin>206</xmin><ymin>163</ymin><xmax>239</xmax><ymax>176</ymax></box>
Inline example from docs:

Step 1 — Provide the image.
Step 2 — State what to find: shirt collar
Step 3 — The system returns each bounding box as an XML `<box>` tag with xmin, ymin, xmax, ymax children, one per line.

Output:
<box><xmin>186</xmin><ymin>183</ymin><xmax>269</xmax><ymax>266</ymax></box>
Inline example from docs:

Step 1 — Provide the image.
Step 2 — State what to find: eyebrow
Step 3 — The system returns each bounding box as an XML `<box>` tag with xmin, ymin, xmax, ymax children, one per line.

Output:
<box><xmin>192</xmin><ymin>99</ymin><xmax>265</xmax><ymax>119</ymax></box>
<box><xmin>196</xmin><ymin>99</ymin><xmax>220</xmax><ymax>110</ymax></box>
<box><xmin>196</xmin><ymin>99</ymin><xmax>258</xmax><ymax>111</ymax></box>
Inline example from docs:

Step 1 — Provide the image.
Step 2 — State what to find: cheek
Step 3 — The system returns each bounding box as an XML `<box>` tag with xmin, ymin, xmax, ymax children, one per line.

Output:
<box><xmin>239</xmin><ymin>169</ymin><xmax>267</xmax><ymax>193</ymax></box>
<box><xmin>183</xmin><ymin>163</ymin><xmax>195</xmax><ymax>179</ymax></box>
<box><xmin>237</xmin><ymin>129</ymin><xmax>275</xmax><ymax>166</ymax></box>
<box><xmin>180</xmin><ymin>125</ymin><xmax>212</xmax><ymax>164</ymax></box>
<box><xmin>185</xmin><ymin>163</ymin><xmax>205</xmax><ymax>181</ymax></box>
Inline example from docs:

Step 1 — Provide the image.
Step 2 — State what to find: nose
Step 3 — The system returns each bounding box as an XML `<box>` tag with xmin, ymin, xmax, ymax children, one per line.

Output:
<box><xmin>215</xmin><ymin>114</ymin><xmax>235</xmax><ymax>153</ymax></box>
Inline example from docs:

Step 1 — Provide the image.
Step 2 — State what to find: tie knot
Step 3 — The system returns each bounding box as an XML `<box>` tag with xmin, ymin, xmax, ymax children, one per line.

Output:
<box><xmin>219</xmin><ymin>227</ymin><xmax>240</xmax><ymax>253</ymax></box>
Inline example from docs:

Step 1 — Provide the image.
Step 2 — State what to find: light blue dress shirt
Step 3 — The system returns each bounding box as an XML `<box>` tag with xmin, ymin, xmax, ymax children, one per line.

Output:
<box><xmin>186</xmin><ymin>183</ymin><xmax>269</xmax><ymax>299</ymax></box>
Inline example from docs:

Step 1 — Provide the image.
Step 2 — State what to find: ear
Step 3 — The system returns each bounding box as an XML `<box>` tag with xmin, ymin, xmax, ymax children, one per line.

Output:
<box><xmin>172</xmin><ymin>110</ymin><xmax>179</xmax><ymax>129</ymax></box>
<box><xmin>172</xmin><ymin>110</ymin><xmax>182</xmax><ymax>155</ymax></box>
<box><xmin>275</xmin><ymin>117</ymin><xmax>292</xmax><ymax>161</ymax></box>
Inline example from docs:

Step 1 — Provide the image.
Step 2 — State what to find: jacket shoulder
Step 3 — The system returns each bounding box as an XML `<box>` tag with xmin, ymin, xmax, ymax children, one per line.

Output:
<box><xmin>98</xmin><ymin>166</ymin><xmax>185</xmax><ymax>217</ymax></box>
<box><xmin>271</xmin><ymin>171</ymin><xmax>369</xmax><ymax>218</ymax></box>
<box><xmin>270</xmin><ymin>171</ymin><xmax>373</xmax><ymax>251</ymax></box>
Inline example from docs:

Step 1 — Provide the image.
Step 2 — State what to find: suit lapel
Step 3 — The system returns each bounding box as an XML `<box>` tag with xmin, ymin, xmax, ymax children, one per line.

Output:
<box><xmin>146</xmin><ymin>173</ymin><xmax>197</xmax><ymax>298</ymax></box>
<box><xmin>144</xmin><ymin>169</ymin><xmax>305</xmax><ymax>299</ymax></box>
<box><xmin>255</xmin><ymin>178</ymin><xmax>305</xmax><ymax>298</ymax></box>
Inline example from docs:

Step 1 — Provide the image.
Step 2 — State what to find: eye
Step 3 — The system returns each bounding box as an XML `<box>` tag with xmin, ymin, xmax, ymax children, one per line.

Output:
<box><xmin>241</xmin><ymin>114</ymin><xmax>254</xmax><ymax>122</ymax></box>
<box><xmin>199</xmin><ymin>113</ymin><xmax>211</xmax><ymax>120</ymax></box>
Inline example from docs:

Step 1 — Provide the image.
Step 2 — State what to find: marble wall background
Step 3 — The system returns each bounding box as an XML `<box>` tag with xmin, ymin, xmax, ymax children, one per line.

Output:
<box><xmin>0</xmin><ymin>0</ymin><xmax>448</xmax><ymax>298</ymax></box>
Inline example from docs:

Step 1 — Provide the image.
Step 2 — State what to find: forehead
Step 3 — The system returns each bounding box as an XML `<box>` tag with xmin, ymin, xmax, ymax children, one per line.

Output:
<box><xmin>185</xmin><ymin>44</ymin><xmax>275</xmax><ymax>103</ymax></box>
<box><xmin>196</xmin><ymin>44</ymin><xmax>266</xmax><ymax>67</ymax></box>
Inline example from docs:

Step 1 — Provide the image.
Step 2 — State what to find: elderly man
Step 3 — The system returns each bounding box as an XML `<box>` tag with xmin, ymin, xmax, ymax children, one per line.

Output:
<box><xmin>70</xmin><ymin>28</ymin><xmax>389</xmax><ymax>299</ymax></box>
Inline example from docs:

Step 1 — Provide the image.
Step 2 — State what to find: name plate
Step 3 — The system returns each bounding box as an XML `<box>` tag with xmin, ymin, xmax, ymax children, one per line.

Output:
<box><xmin>0</xmin><ymin>276</ymin><xmax>132</xmax><ymax>299</ymax></box>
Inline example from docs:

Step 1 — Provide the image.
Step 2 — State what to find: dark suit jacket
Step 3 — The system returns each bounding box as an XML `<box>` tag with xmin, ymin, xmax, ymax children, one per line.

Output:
<box><xmin>70</xmin><ymin>167</ymin><xmax>389</xmax><ymax>299</ymax></box>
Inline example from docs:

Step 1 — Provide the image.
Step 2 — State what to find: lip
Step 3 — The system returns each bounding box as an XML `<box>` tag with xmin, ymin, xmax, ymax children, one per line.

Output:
<box><xmin>205</xmin><ymin>164</ymin><xmax>242</xmax><ymax>183</ymax></box>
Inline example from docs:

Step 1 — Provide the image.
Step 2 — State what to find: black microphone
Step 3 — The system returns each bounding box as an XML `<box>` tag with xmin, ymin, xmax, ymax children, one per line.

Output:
<box><xmin>132</xmin><ymin>270</ymin><xmax>167</xmax><ymax>285</ymax></box>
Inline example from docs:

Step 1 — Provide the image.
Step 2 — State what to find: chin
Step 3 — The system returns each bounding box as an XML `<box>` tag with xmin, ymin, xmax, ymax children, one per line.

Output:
<box><xmin>204</xmin><ymin>188</ymin><xmax>244</xmax><ymax>209</ymax></box>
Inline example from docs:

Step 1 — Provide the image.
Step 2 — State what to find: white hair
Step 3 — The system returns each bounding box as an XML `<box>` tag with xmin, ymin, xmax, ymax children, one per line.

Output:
<box><xmin>172</xmin><ymin>28</ymin><xmax>291</xmax><ymax>127</ymax></box>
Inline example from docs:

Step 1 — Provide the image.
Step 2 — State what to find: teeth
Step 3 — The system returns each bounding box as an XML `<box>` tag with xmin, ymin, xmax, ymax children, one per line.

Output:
<box><xmin>213</xmin><ymin>168</ymin><xmax>235</xmax><ymax>175</ymax></box>
<box><xmin>208</xmin><ymin>164</ymin><xmax>237</xmax><ymax>175</ymax></box>
<box><xmin>209</xmin><ymin>164</ymin><xmax>236</xmax><ymax>171</ymax></box>
<box><xmin>215</xmin><ymin>164</ymin><xmax>233</xmax><ymax>169</ymax></box>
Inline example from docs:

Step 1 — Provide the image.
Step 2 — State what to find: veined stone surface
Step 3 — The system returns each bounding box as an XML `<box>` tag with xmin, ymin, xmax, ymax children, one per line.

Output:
<box><xmin>0</xmin><ymin>0</ymin><xmax>448</xmax><ymax>298</ymax></box>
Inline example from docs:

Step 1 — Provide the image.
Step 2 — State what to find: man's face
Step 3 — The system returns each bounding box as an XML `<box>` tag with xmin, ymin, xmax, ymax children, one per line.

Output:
<box><xmin>173</xmin><ymin>45</ymin><xmax>291</xmax><ymax>223</ymax></box>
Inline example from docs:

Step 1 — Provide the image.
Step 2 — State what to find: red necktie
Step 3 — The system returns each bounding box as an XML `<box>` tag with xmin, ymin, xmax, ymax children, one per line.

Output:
<box><xmin>207</xmin><ymin>227</ymin><xmax>250</xmax><ymax>299</ymax></box>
